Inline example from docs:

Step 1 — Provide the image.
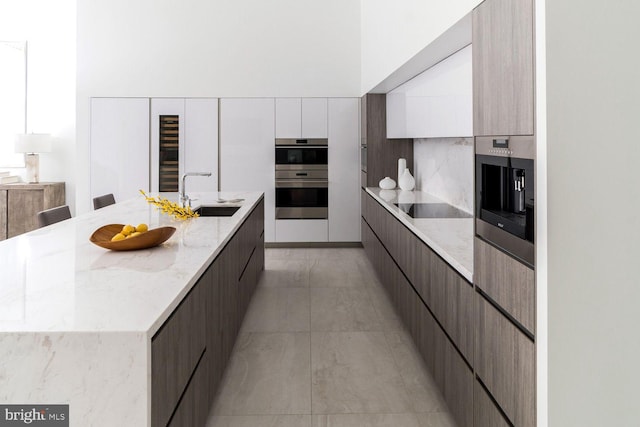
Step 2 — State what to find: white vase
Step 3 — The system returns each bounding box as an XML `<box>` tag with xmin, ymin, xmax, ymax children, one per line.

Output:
<box><xmin>379</xmin><ymin>176</ymin><xmax>396</xmax><ymax>190</ymax></box>
<box><xmin>398</xmin><ymin>168</ymin><xmax>415</xmax><ymax>191</ymax></box>
<box><xmin>397</xmin><ymin>158</ymin><xmax>406</xmax><ymax>185</ymax></box>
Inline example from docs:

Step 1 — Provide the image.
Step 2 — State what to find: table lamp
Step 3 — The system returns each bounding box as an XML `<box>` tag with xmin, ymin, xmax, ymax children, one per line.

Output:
<box><xmin>15</xmin><ymin>133</ymin><xmax>52</xmax><ymax>183</ymax></box>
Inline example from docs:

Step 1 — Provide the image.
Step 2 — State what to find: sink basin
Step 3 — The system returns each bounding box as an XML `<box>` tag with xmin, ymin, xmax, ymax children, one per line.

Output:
<box><xmin>195</xmin><ymin>205</ymin><xmax>240</xmax><ymax>217</ymax></box>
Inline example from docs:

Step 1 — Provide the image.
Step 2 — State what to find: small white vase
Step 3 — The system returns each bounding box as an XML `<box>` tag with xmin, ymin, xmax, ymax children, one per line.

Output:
<box><xmin>398</xmin><ymin>168</ymin><xmax>415</xmax><ymax>191</ymax></box>
<box><xmin>397</xmin><ymin>158</ymin><xmax>406</xmax><ymax>185</ymax></box>
<box><xmin>379</xmin><ymin>176</ymin><xmax>396</xmax><ymax>190</ymax></box>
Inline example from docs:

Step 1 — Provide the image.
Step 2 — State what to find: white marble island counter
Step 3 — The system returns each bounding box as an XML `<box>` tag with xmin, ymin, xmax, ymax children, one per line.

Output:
<box><xmin>0</xmin><ymin>191</ymin><xmax>263</xmax><ymax>426</ymax></box>
<box><xmin>365</xmin><ymin>188</ymin><xmax>474</xmax><ymax>282</ymax></box>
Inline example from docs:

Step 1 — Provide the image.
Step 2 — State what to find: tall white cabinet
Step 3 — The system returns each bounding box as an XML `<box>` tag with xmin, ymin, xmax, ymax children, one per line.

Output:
<box><xmin>150</xmin><ymin>98</ymin><xmax>219</xmax><ymax>193</ymax></box>
<box><xmin>328</xmin><ymin>98</ymin><xmax>360</xmax><ymax>242</ymax></box>
<box><xmin>90</xmin><ymin>98</ymin><xmax>150</xmax><ymax>204</ymax></box>
<box><xmin>219</xmin><ymin>98</ymin><xmax>276</xmax><ymax>242</ymax></box>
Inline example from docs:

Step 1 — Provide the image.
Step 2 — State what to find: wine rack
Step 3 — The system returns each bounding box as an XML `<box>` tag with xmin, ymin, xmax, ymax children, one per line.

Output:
<box><xmin>159</xmin><ymin>115</ymin><xmax>179</xmax><ymax>192</ymax></box>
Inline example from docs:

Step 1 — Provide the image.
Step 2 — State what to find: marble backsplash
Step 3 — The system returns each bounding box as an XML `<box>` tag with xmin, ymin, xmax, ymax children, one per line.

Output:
<box><xmin>413</xmin><ymin>137</ymin><xmax>474</xmax><ymax>214</ymax></box>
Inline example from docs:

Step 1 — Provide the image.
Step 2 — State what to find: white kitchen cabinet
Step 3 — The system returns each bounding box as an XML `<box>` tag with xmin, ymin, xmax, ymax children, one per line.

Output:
<box><xmin>302</xmin><ymin>98</ymin><xmax>328</xmax><ymax>138</ymax></box>
<box><xmin>184</xmin><ymin>98</ymin><xmax>219</xmax><ymax>192</ymax></box>
<box><xmin>90</xmin><ymin>97</ymin><xmax>150</xmax><ymax>204</ymax></box>
<box><xmin>275</xmin><ymin>98</ymin><xmax>328</xmax><ymax>139</ymax></box>
<box><xmin>387</xmin><ymin>45</ymin><xmax>473</xmax><ymax>139</ymax></box>
<box><xmin>328</xmin><ymin>98</ymin><xmax>361</xmax><ymax>242</ymax></box>
<box><xmin>220</xmin><ymin>98</ymin><xmax>276</xmax><ymax>242</ymax></box>
<box><xmin>275</xmin><ymin>98</ymin><xmax>302</xmax><ymax>138</ymax></box>
<box><xmin>275</xmin><ymin>220</ymin><xmax>328</xmax><ymax>242</ymax></box>
<box><xmin>151</xmin><ymin>98</ymin><xmax>218</xmax><ymax>193</ymax></box>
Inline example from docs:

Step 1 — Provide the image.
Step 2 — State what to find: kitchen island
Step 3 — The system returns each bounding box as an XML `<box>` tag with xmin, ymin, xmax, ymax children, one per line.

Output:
<box><xmin>0</xmin><ymin>191</ymin><xmax>265</xmax><ymax>426</ymax></box>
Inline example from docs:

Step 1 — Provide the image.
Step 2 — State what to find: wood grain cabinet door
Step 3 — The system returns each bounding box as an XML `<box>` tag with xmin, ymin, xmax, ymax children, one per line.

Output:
<box><xmin>474</xmin><ymin>237</ymin><xmax>535</xmax><ymax>334</ymax></box>
<box><xmin>474</xmin><ymin>379</ymin><xmax>511</xmax><ymax>427</ymax></box>
<box><xmin>151</xmin><ymin>278</ymin><xmax>206</xmax><ymax>427</ymax></box>
<box><xmin>475</xmin><ymin>294</ymin><xmax>535</xmax><ymax>427</ymax></box>
<box><xmin>473</xmin><ymin>0</ymin><xmax>534</xmax><ymax>136</ymax></box>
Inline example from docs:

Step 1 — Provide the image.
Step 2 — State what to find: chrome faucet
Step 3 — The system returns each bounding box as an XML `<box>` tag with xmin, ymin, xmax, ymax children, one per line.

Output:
<box><xmin>179</xmin><ymin>172</ymin><xmax>212</xmax><ymax>207</ymax></box>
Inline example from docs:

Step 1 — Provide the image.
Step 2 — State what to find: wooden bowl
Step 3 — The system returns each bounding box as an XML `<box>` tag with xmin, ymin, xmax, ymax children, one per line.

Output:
<box><xmin>90</xmin><ymin>224</ymin><xmax>176</xmax><ymax>251</ymax></box>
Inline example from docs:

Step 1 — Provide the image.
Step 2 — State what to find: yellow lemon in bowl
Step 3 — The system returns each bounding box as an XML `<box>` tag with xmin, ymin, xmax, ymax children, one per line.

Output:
<box><xmin>121</xmin><ymin>224</ymin><xmax>135</xmax><ymax>236</ymax></box>
<box><xmin>111</xmin><ymin>233</ymin><xmax>126</xmax><ymax>242</ymax></box>
<box><xmin>136</xmin><ymin>223</ymin><xmax>148</xmax><ymax>232</ymax></box>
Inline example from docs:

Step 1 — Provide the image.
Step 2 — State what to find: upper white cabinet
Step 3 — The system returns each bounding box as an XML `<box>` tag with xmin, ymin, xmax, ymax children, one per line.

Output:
<box><xmin>328</xmin><ymin>98</ymin><xmax>360</xmax><ymax>242</ymax></box>
<box><xmin>387</xmin><ymin>45</ymin><xmax>473</xmax><ymax>139</ymax></box>
<box><xmin>301</xmin><ymin>98</ymin><xmax>328</xmax><ymax>138</ymax></box>
<box><xmin>275</xmin><ymin>98</ymin><xmax>328</xmax><ymax>139</ymax></box>
<box><xmin>184</xmin><ymin>99</ymin><xmax>219</xmax><ymax>192</ymax></box>
<box><xmin>220</xmin><ymin>98</ymin><xmax>276</xmax><ymax>242</ymax></box>
<box><xmin>90</xmin><ymin>97</ymin><xmax>150</xmax><ymax>204</ymax></box>
<box><xmin>150</xmin><ymin>98</ymin><xmax>219</xmax><ymax>193</ymax></box>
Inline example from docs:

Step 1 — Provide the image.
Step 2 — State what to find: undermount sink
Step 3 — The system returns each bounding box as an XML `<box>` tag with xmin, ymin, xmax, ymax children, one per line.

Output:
<box><xmin>195</xmin><ymin>205</ymin><xmax>241</xmax><ymax>217</ymax></box>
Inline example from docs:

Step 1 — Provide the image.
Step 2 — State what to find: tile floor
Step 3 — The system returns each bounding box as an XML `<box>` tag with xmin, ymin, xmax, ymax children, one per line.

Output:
<box><xmin>207</xmin><ymin>248</ymin><xmax>457</xmax><ymax>427</ymax></box>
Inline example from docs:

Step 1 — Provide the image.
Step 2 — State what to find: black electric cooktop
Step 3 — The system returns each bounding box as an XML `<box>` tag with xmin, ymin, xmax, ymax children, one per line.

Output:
<box><xmin>394</xmin><ymin>203</ymin><xmax>472</xmax><ymax>219</ymax></box>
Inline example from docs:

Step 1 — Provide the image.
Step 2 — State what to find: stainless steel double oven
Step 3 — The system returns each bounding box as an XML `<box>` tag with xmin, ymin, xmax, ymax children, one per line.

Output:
<box><xmin>275</xmin><ymin>139</ymin><xmax>328</xmax><ymax>219</ymax></box>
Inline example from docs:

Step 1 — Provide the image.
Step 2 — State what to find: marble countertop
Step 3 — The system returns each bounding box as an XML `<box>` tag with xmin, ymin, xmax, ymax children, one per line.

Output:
<box><xmin>366</xmin><ymin>188</ymin><xmax>474</xmax><ymax>282</ymax></box>
<box><xmin>0</xmin><ymin>191</ymin><xmax>263</xmax><ymax>335</ymax></box>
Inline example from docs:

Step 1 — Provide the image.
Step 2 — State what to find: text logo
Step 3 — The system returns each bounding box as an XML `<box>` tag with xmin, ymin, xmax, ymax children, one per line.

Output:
<box><xmin>0</xmin><ymin>405</ymin><xmax>68</xmax><ymax>426</ymax></box>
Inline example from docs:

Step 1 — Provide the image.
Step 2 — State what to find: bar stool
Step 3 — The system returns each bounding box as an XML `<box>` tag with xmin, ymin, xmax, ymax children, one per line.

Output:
<box><xmin>93</xmin><ymin>193</ymin><xmax>116</xmax><ymax>210</ymax></box>
<box><xmin>37</xmin><ymin>205</ymin><xmax>72</xmax><ymax>228</ymax></box>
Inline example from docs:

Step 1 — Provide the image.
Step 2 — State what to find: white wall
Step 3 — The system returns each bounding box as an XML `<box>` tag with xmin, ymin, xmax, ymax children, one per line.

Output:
<box><xmin>0</xmin><ymin>0</ymin><xmax>76</xmax><ymax>211</ymax></box>
<box><xmin>360</xmin><ymin>0</ymin><xmax>481</xmax><ymax>94</ymax></box>
<box><xmin>545</xmin><ymin>1</ymin><xmax>640</xmax><ymax>425</ymax></box>
<box><xmin>75</xmin><ymin>0</ymin><xmax>360</xmax><ymax>212</ymax></box>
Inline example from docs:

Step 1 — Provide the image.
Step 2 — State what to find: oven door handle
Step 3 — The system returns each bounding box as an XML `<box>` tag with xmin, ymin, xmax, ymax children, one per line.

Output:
<box><xmin>275</xmin><ymin>180</ymin><xmax>329</xmax><ymax>188</ymax></box>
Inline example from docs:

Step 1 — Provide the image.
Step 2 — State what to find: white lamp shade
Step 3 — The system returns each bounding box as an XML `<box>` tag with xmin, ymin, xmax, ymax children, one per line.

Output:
<box><xmin>15</xmin><ymin>133</ymin><xmax>52</xmax><ymax>153</ymax></box>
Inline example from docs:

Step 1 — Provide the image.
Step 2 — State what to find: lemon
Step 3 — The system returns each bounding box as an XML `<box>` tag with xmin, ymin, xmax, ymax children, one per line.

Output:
<box><xmin>127</xmin><ymin>231</ymin><xmax>142</xmax><ymax>239</ymax></box>
<box><xmin>135</xmin><ymin>223</ymin><xmax>148</xmax><ymax>233</ymax></box>
<box><xmin>121</xmin><ymin>224</ymin><xmax>135</xmax><ymax>236</ymax></box>
<box><xmin>111</xmin><ymin>233</ymin><xmax>126</xmax><ymax>242</ymax></box>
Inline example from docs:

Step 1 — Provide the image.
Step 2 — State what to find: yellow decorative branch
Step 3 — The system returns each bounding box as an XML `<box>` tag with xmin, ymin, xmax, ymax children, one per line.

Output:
<box><xmin>139</xmin><ymin>190</ymin><xmax>199</xmax><ymax>220</ymax></box>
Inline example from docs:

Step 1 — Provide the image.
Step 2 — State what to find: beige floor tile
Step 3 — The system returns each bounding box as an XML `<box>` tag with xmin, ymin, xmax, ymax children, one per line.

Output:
<box><xmin>366</xmin><ymin>284</ymin><xmax>404</xmax><ymax>332</ymax></box>
<box><xmin>261</xmin><ymin>259</ymin><xmax>311</xmax><ymax>288</ymax></box>
<box><xmin>241</xmin><ymin>287</ymin><xmax>310</xmax><ymax>332</ymax></box>
<box><xmin>415</xmin><ymin>411</ymin><xmax>458</xmax><ymax>427</ymax></box>
<box><xmin>265</xmin><ymin>248</ymin><xmax>312</xmax><ymax>260</ymax></box>
<box><xmin>312</xmin><ymin>413</ymin><xmax>421</xmax><ymax>427</ymax></box>
<box><xmin>311</xmin><ymin>331</ymin><xmax>413</xmax><ymax>414</ymax></box>
<box><xmin>385</xmin><ymin>330</ymin><xmax>448</xmax><ymax>412</ymax></box>
<box><xmin>309</xmin><ymin>258</ymin><xmax>374</xmax><ymax>288</ymax></box>
<box><xmin>310</xmin><ymin>288</ymin><xmax>381</xmax><ymax>331</ymax></box>
<box><xmin>212</xmin><ymin>332</ymin><xmax>311</xmax><ymax>415</ymax></box>
<box><xmin>207</xmin><ymin>414</ymin><xmax>311</xmax><ymax>427</ymax></box>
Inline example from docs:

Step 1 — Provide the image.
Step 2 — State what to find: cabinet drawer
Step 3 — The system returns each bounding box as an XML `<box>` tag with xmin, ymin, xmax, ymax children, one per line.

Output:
<box><xmin>167</xmin><ymin>351</ymin><xmax>209</xmax><ymax>427</ymax></box>
<box><xmin>151</xmin><ymin>279</ymin><xmax>207</xmax><ymax>427</ymax></box>
<box><xmin>361</xmin><ymin>189</ymin><xmax>368</xmax><ymax>222</ymax></box>
<box><xmin>474</xmin><ymin>379</ymin><xmax>510</xmax><ymax>427</ymax></box>
<box><xmin>475</xmin><ymin>293</ymin><xmax>535</xmax><ymax>427</ymax></box>
<box><xmin>444</xmin><ymin>334</ymin><xmax>473</xmax><ymax>427</ymax></box>
<box><xmin>474</xmin><ymin>237</ymin><xmax>535</xmax><ymax>333</ymax></box>
<box><xmin>430</xmin><ymin>254</ymin><xmax>474</xmax><ymax>363</ymax></box>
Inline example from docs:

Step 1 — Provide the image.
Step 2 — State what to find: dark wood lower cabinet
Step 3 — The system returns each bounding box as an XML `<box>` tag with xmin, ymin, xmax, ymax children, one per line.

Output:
<box><xmin>363</xmin><ymin>190</ymin><xmax>535</xmax><ymax>427</ymax></box>
<box><xmin>475</xmin><ymin>293</ymin><xmax>535</xmax><ymax>427</ymax></box>
<box><xmin>474</xmin><ymin>379</ymin><xmax>511</xmax><ymax>427</ymax></box>
<box><xmin>151</xmin><ymin>271</ymin><xmax>207</xmax><ymax>427</ymax></box>
<box><xmin>151</xmin><ymin>197</ymin><xmax>265</xmax><ymax>427</ymax></box>
<box><xmin>361</xmin><ymin>215</ymin><xmax>472</xmax><ymax>427</ymax></box>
